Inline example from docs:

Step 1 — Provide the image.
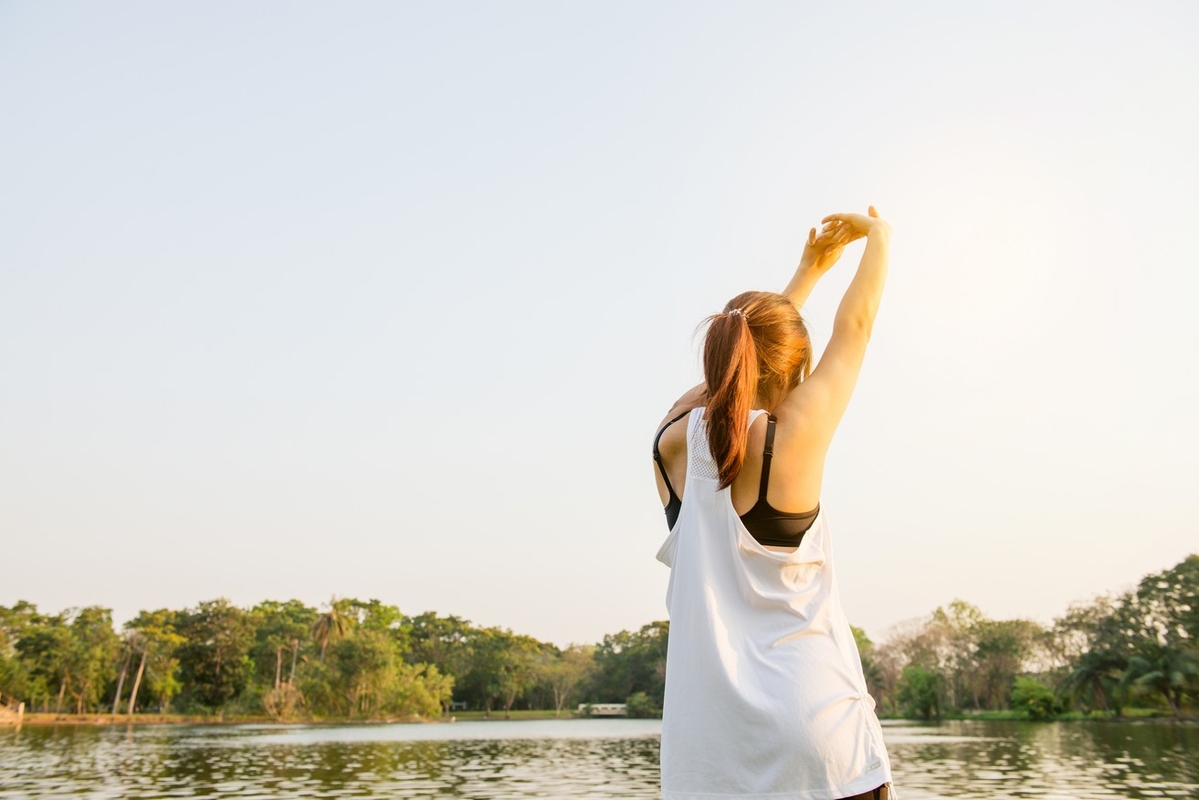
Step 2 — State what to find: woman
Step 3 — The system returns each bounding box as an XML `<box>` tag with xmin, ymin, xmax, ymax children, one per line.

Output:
<box><xmin>652</xmin><ymin>206</ymin><xmax>895</xmax><ymax>800</ymax></box>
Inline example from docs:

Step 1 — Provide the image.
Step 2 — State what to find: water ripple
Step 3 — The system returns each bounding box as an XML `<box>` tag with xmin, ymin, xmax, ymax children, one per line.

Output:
<box><xmin>1</xmin><ymin>719</ymin><xmax>1195</xmax><ymax>799</ymax></box>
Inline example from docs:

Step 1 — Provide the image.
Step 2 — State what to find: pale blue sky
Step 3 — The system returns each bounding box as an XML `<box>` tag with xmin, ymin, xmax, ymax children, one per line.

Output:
<box><xmin>2</xmin><ymin>1</ymin><xmax>1197</xmax><ymax>646</ymax></box>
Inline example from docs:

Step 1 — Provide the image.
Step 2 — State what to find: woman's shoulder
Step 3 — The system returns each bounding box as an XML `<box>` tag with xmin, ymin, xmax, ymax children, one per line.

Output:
<box><xmin>655</xmin><ymin>404</ymin><xmax>697</xmax><ymax>461</ymax></box>
<box><xmin>768</xmin><ymin>387</ymin><xmax>836</xmax><ymax>463</ymax></box>
<box><xmin>657</xmin><ymin>404</ymin><xmax>696</xmax><ymax>431</ymax></box>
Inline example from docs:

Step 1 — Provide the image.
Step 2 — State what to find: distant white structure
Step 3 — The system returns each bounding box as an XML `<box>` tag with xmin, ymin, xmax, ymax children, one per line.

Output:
<box><xmin>578</xmin><ymin>703</ymin><xmax>628</xmax><ymax>717</ymax></box>
<box><xmin>0</xmin><ymin>694</ymin><xmax>23</xmax><ymax>726</ymax></box>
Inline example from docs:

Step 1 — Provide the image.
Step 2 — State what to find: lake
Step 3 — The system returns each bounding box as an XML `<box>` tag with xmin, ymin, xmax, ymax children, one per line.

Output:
<box><xmin>1</xmin><ymin>718</ymin><xmax>1196</xmax><ymax>798</ymax></box>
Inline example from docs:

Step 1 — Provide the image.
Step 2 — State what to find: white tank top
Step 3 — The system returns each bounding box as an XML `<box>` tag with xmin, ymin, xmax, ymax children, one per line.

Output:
<box><xmin>655</xmin><ymin>407</ymin><xmax>896</xmax><ymax>800</ymax></box>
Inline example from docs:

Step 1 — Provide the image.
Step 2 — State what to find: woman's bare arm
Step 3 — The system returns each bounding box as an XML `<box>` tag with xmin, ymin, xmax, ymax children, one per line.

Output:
<box><xmin>660</xmin><ymin>383</ymin><xmax>708</xmax><ymax>427</ymax></box>
<box><xmin>781</xmin><ymin>206</ymin><xmax>891</xmax><ymax>443</ymax></box>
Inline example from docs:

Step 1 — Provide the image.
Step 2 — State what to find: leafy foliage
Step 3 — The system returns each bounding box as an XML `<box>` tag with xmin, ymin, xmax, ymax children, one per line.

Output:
<box><xmin>0</xmin><ymin>554</ymin><xmax>1194</xmax><ymax>721</ymax></box>
<box><xmin>1011</xmin><ymin>677</ymin><xmax>1059</xmax><ymax>720</ymax></box>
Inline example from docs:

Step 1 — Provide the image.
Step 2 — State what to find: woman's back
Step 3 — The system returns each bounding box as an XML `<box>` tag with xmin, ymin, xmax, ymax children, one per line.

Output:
<box><xmin>654</xmin><ymin>391</ymin><xmax>830</xmax><ymax>553</ymax></box>
<box><xmin>656</xmin><ymin>406</ymin><xmax>893</xmax><ymax>799</ymax></box>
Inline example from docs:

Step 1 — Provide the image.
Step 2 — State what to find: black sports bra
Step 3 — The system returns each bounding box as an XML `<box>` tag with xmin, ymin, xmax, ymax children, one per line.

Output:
<box><xmin>652</xmin><ymin>410</ymin><xmax>820</xmax><ymax>548</ymax></box>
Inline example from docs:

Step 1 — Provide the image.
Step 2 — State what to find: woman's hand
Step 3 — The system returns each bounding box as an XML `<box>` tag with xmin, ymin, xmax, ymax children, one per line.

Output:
<box><xmin>784</xmin><ymin>206</ymin><xmax>887</xmax><ymax>309</ymax></box>
<box><xmin>798</xmin><ymin>219</ymin><xmax>857</xmax><ymax>274</ymax></box>
<box><xmin>820</xmin><ymin>205</ymin><xmax>890</xmax><ymax>241</ymax></box>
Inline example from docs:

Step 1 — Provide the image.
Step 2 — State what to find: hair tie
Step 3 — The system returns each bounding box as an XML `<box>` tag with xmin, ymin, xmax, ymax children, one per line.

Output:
<box><xmin>727</xmin><ymin>308</ymin><xmax>745</xmax><ymax>318</ymax></box>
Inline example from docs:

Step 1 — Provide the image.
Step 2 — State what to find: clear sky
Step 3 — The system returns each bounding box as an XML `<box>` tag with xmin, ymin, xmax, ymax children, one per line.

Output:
<box><xmin>2</xmin><ymin>1</ymin><xmax>1196</xmax><ymax>647</ymax></box>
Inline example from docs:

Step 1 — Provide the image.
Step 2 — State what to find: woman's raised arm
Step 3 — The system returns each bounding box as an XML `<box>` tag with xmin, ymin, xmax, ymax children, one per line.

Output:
<box><xmin>782</xmin><ymin>206</ymin><xmax>891</xmax><ymax>442</ymax></box>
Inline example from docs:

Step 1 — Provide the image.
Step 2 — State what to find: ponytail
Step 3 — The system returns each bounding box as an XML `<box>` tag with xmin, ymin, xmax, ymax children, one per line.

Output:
<box><xmin>703</xmin><ymin>307</ymin><xmax>759</xmax><ymax>490</ymax></box>
<box><xmin>699</xmin><ymin>291</ymin><xmax>812</xmax><ymax>490</ymax></box>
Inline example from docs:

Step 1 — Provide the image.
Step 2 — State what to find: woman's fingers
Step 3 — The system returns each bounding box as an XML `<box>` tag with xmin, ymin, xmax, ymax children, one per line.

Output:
<box><xmin>824</xmin><ymin>206</ymin><xmax>880</xmax><ymax>223</ymax></box>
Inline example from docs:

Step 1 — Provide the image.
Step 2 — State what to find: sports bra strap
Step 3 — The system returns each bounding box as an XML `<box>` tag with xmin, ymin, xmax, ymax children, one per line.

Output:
<box><xmin>759</xmin><ymin>414</ymin><xmax>777</xmax><ymax>497</ymax></box>
<box><xmin>653</xmin><ymin>409</ymin><xmax>691</xmax><ymax>501</ymax></box>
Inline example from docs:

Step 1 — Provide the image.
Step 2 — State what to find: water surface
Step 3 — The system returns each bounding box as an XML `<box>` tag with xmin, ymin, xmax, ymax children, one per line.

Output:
<box><xmin>2</xmin><ymin>718</ymin><xmax>1196</xmax><ymax>799</ymax></box>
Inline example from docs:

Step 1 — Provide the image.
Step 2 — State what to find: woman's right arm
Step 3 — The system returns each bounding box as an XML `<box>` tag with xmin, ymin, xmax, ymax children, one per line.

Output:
<box><xmin>660</xmin><ymin>383</ymin><xmax>707</xmax><ymax>428</ymax></box>
<box><xmin>784</xmin><ymin>206</ymin><xmax>891</xmax><ymax>443</ymax></box>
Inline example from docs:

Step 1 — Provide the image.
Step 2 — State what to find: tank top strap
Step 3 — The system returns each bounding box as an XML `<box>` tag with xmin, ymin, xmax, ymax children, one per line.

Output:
<box><xmin>759</xmin><ymin>413</ymin><xmax>777</xmax><ymax>496</ymax></box>
<box><xmin>688</xmin><ymin>408</ymin><xmax>771</xmax><ymax>483</ymax></box>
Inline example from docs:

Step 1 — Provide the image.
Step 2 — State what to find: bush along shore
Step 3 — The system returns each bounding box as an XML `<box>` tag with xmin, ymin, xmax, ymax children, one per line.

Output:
<box><xmin>1</xmin><ymin>555</ymin><xmax>1195</xmax><ymax>725</ymax></box>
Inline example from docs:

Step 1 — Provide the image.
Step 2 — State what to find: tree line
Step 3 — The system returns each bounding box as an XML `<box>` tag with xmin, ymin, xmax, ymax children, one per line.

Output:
<box><xmin>1</xmin><ymin>554</ymin><xmax>1194</xmax><ymax>721</ymax></box>
<box><xmin>0</xmin><ymin>596</ymin><xmax>668</xmax><ymax>721</ymax></box>
<box><xmin>857</xmin><ymin>554</ymin><xmax>1198</xmax><ymax>719</ymax></box>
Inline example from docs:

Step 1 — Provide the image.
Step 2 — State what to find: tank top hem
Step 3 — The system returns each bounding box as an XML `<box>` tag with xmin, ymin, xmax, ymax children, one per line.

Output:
<box><xmin>663</xmin><ymin>767</ymin><xmax>892</xmax><ymax>799</ymax></box>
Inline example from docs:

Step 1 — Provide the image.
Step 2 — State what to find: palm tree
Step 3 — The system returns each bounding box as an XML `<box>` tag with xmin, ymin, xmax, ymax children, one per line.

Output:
<box><xmin>1062</xmin><ymin>649</ymin><xmax>1125</xmax><ymax>713</ymax></box>
<box><xmin>1121</xmin><ymin>641</ymin><xmax>1199</xmax><ymax>717</ymax></box>
<box><xmin>310</xmin><ymin>600</ymin><xmax>352</xmax><ymax>663</ymax></box>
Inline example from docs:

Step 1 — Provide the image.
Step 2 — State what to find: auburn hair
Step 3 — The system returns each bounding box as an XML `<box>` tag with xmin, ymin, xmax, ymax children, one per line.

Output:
<box><xmin>701</xmin><ymin>290</ymin><xmax>811</xmax><ymax>489</ymax></box>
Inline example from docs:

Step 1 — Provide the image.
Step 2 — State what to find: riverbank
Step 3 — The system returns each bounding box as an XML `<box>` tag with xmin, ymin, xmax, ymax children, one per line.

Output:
<box><xmin>16</xmin><ymin>713</ymin><xmax>432</xmax><ymax>727</ymax></box>
<box><xmin>13</xmin><ymin>708</ymin><xmax>584</xmax><ymax>726</ymax></box>
<box><xmin>880</xmin><ymin>708</ymin><xmax>1196</xmax><ymax>723</ymax></box>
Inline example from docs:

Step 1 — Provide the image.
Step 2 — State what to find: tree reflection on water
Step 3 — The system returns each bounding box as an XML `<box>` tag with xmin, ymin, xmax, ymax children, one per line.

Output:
<box><xmin>1</xmin><ymin>719</ymin><xmax>1196</xmax><ymax>799</ymax></box>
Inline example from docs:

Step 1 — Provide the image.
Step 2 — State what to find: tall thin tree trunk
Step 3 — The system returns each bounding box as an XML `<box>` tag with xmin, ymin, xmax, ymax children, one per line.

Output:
<box><xmin>112</xmin><ymin>648</ymin><xmax>132</xmax><ymax>716</ymax></box>
<box><xmin>1166</xmin><ymin>688</ymin><xmax>1181</xmax><ymax>718</ymax></box>
<box><xmin>127</xmin><ymin>648</ymin><xmax>147</xmax><ymax>716</ymax></box>
<box><xmin>55</xmin><ymin>678</ymin><xmax>67</xmax><ymax>714</ymax></box>
<box><xmin>274</xmin><ymin>646</ymin><xmax>283</xmax><ymax>690</ymax></box>
<box><xmin>289</xmin><ymin>640</ymin><xmax>299</xmax><ymax>684</ymax></box>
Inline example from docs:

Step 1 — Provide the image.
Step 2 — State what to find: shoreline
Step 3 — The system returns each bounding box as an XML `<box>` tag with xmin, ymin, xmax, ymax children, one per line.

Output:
<box><xmin>11</xmin><ymin>711</ymin><xmax>1193</xmax><ymax>728</ymax></box>
<box><xmin>12</xmin><ymin>713</ymin><xmax>440</xmax><ymax>727</ymax></box>
<box><xmin>9</xmin><ymin>709</ymin><xmax>588</xmax><ymax>727</ymax></box>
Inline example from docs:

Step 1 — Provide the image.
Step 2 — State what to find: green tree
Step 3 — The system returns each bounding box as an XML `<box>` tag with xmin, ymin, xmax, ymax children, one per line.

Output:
<box><xmin>456</xmin><ymin>627</ymin><xmax>543</xmax><ymax>717</ymax></box>
<box><xmin>249</xmin><ymin>600</ymin><xmax>318</xmax><ymax>691</ymax></box>
<box><xmin>12</xmin><ymin>611</ymin><xmax>71</xmax><ymax>712</ymax></box>
<box><xmin>175</xmin><ymin>599</ymin><xmax>253</xmax><ymax>711</ymax></box>
<box><xmin>406</xmin><ymin>612</ymin><xmax>477</xmax><ymax>714</ymax></box>
<box><xmin>896</xmin><ymin>664</ymin><xmax>942</xmax><ymax>720</ymax></box>
<box><xmin>0</xmin><ymin>602</ymin><xmax>41</xmax><ymax>704</ymax></box>
<box><xmin>1054</xmin><ymin>592</ymin><xmax>1141</xmax><ymax>715</ymax></box>
<box><xmin>1011</xmin><ymin>676</ymin><xmax>1058</xmax><ymax>720</ymax></box>
<box><xmin>590</xmin><ymin>621</ymin><xmax>669</xmax><ymax>708</ymax></box>
<box><xmin>974</xmin><ymin>618</ymin><xmax>1043</xmax><ymax>710</ymax></box>
<box><xmin>1121</xmin><ymin>640</ymin><xmax>1199</xmax><ymax>717</ymax></box>
<box><xmin>1136</xmin><ymin>555</ymin><xmax>1199</xmax><ymax>644</ymax></box>
<box><xmin>625</xmin><ymin>690</ymin><xmax>658</xmax><ymax>718</ymax></box>
<box><xmin>407</xmin><ymin>613</ymin><xmax>475</xmax><ymax>679</ymax></box>
<box><xmin>66</xmin><ymin>607</ymin><xmax>119</xmax><ymax>714</ymax></box>
<box><xmin>329</xmin><ymin>628</ymin><xmax>397</xmax><ymax>717</ymax></box>
<box><xmin>1061</xmin><ymin>649</ymin><xmax>1124</xmax><ymax>714</ymax></box>
<box><xmin>544</xmin><ymin>644</ymin><xmax>596</xmax><ymax>717</ymax></box>
<box><xmin>929</xmin><ymin>600</ymin><xmax>985</xmax><ymax>711</ymax></box>
<box><xmin>311</xmin><ymin>598</ymin><xmax>354</xmax><ymax>663</ymax></box>
<box><xmin>851</xmin><ymin>626</ymin><xmax>885</xmax><ymax>703</ymax></box>
<box><xmin>349</xmin><ymin>599</ymin><xmax>411</xmax><ymax>660</ymax></box>
<box><xmin>496</xmin><ymin>633</ymin><xmax>542</xmax><ymax>719</ymax></box>
<box><xmin>126</xmin><ymin>609</ymin><xmax>186</xmax><ymax>713</ymax></box>
<box><xmin>389</xmin><ymin>662</ymin><xmax>453</xmax><ymax>718</ymax></box>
